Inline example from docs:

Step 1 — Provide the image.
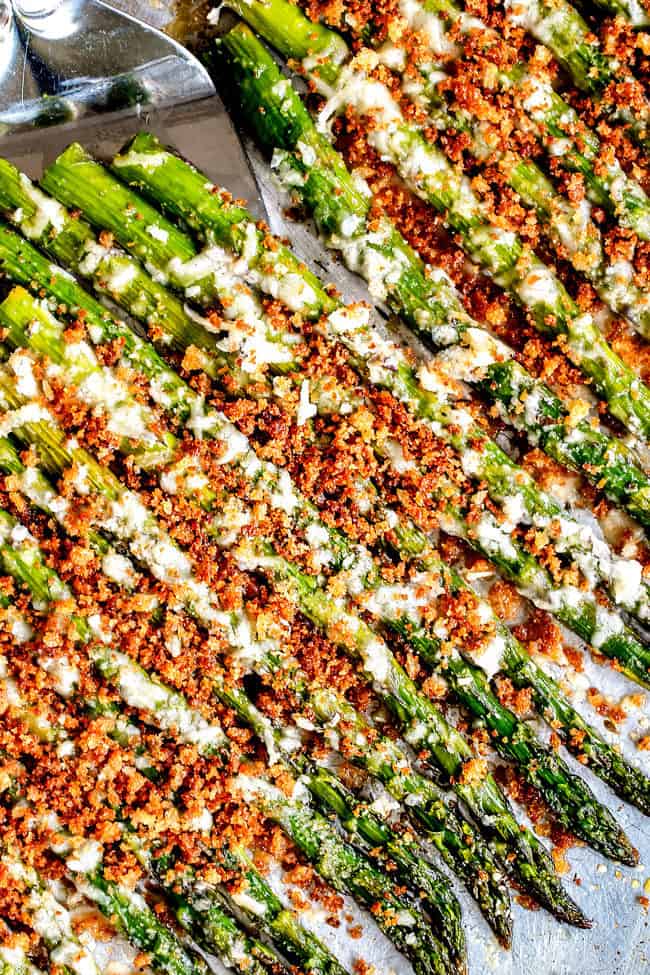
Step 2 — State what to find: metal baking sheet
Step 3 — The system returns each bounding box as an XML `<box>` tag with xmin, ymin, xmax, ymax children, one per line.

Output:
<box><xmin>9</xmin><ymin>1</ymin><xmax>650</xmax><ymax>972</ymax></box>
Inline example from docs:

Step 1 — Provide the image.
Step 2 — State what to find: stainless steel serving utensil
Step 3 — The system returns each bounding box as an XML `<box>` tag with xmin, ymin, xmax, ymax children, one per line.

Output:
<box><xmin>0</xmin><ymin>0</ymin><xmax>263</xmax><ymax>211</ymax></box>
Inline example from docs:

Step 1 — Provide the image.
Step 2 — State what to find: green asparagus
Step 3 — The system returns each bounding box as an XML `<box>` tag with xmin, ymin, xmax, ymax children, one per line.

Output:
<box><xmin>49</xmin><ymin>136</ymin><xmax>650</xmax><ymax>683</ymax></box>
<box><xmin>5</xmin><ymin>147</ymin><xmax>643</xmax><ymax>678</ymax></box>
<box><xmin>14</xmin><ymin>148</ymin><xmax>648</xmax><ymax>648</ymax></box>
<box><xmin>1</xmin><ymin>199</ymin><xmax>648</xmax><ymax>816</ymax></box>
<box><xmin>373</xmin><ymin>0</ymin><xmax>650</xmax><ymax>242</ymax></box>
<box><xmin>0</xmin><ymin>514</ymin><xmax>455</xmax><ymax>975</ymax></box>
<box><xmin>2</xmin><ymin>181</ymin><xmax>649</xmax><ymax>835</ymax></box>
<box><xmin>218</xmin><ymin>5</ymin><xmax>650</xmax><ymax>444</ymax></box>
<box><xmin>0</xmin><ymin>299</ymin><xmax>582</xmax><ymax>929</ymax></box>
<box><xmin>196</xmin><ymin>40</ymin><xmax>650</xmax><ymax>521</ymax></box>
<box><xmin>0</xmin><ymin>401</ymin><xmax>506</xmax><ymax>951</ymax></box>
<box><xmin>501</xmin><ymin>0</ymin><xmax>650</xmax><ymax>146</ymax></box>
<box><xmin>1</xmin><ymin>282</ymin><xmax>636</xmax><ymax>870</ymax></box>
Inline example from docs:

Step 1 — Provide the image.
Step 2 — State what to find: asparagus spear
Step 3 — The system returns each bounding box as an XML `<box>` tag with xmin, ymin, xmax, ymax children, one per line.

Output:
<box><xmin>502</xmin><ymin>0</ymin><xmax>650</xmax><ymax>145</ymax></box>
<box><xmin>1</xmin><ymin>283</ymin><xmax>637</xmax><ymax>870</ymax></box>
<box><xmin>14</xmin><ymin>150</ymin><xmax>650</xmax><ymax>657</ymax></box>
<box><xmin>0</xmin><ymin>423</ymin><xmax>502</xmax><ymax>954</ymax></box>
<box><xmin>1</xmin><ymin>856</ymin><xmax>103</xmax><ymax>975</ymax></box>
<box><xmin>188</xmin><ymin>42</ymin><xmax>650</xmax><ymax>520</ymax></box>
<box><xmin>3</xmin><ymin>209</ymin><xmax>649</xmax><ymax>821</ymax></box>
<box><xmin>376</xmin><ymin>0</ymin><xmax>650</xmax><ymax>242</ymax></box>
<box><xmin>5</xmin><ymin>847</ymin><xmax>208</xmax><ymax>975</ymax></box>
<box><xmin>4</xmin><ymin>508</ymin><xmax>479</xmax><ymax>968</ymax></box>
<box><xmin>0</xmin><ymin>533</ymin><xmax>394</xmax><ymax>975</ymax></box>
<box><xmin>0</xmin><ymin>520</ymin><xmax>455</xmax><ymax>975</ymax></box>
<box><xmin>49</xmin><ymin>140</ymin><xmax>650</xmax><ymax>669</ymax></box>
<box><xmin>62</xmin><ymin>866</ymin><xmax>213</xmax><ymax>975</ymax></box>
<box><xmin>11</xmin><ymin>289</ymin><xmax>634</xmax><ymax>877</ymax></box>
<box><xmin>190</xmin><ymin>682</ymin><xmax>468</xmax><ymax>970</ymax></box>
<box><xmin>0</xmin><ymin>730</ymin><xmax>291</xmax><ymax>975</ymax></box>
<box><xmin>0</xmin><ymin>344</ymin><xmax>582</xmax><ymax>927</ymax></box>
<box><xmin>571</xmin><ymin>0</ymin><xmax>650</xmax><ymax>26</ymax></box>
<box><xmin>0</xmin><ymin>409</ymin><xmax>467</xmax><ymax>962</ymax></box>
<box><xmin>416</xmin><ymin>83</ymin><xmax>650</xmax><ymax>339</ymax></box>
<box><xmin>220</xmin><ymin>682</ymin><xmax>510</xmax><ymax>948</ymax></box>
<box><xmin>14</xmin><ymin>157</ymin><xmax>650</xmax><ymax>646</ymax></box>
<box><xmin>2</xmin><ymin>220</ymin><xmax>648</xmax><ymax>813</ymax></box>
<box><xmin>151</xmin><ymin>851</ymin><xmax>348</xmax><ymax>975</ymax></box>
<box><xmin>218</xmin><ymin>4</ymin><xmax>650</xmax><ymax>443</ymax></box>
<box><xmin>0</xmin><ymin>660</ymin><xmax>329</xmax><ymax>975</ymax></box>
<box><xmin>0</xmin><ymin>445</ymin><xmax>509</xmax><ymax>948</ymax></box>
<box><xmin>54</xmin><ymin>820</ymin><xmax>288</xmax><ymax>975</ymax></box>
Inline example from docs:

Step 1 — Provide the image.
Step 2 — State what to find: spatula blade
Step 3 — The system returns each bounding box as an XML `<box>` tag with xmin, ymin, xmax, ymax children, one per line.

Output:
<box><xmin>0</xmin><ymin>0</ymin><xmax>265</xmax><ymax>218</ymax></box>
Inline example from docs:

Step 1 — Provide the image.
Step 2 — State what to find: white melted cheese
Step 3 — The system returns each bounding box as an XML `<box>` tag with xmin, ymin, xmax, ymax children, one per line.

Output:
<box><xmin>516</xmin><ymin>264</ymin><xmax>562</xmax><ymax>308</ymax></box>
<box><xmin>296</xmin><ymin>379</ymin><xmax>317</xmax><ymax>426</ymax></box>
<box><xmin>66</xmin><ymin>839</ymin><xmax>103</xmax><ymax>874</ymax></box>
<box><xmin>398</xmin><ymin>0</ymin><xmax>459</xmax><ymax>57</ymax></box>
<box><xmin>103</xmin><ymin>261</ymin><xmax>138</xmax><ymax>295</ymax></box>
<box><xmin>113</xmin><ymin>150</ymin><xmax>168</xmax><ymax>171</ymax></box>
<box><xmin>9</xmin><ymin>349</ymin><xmax>40</xmax><ymax>398</ymax></box>
<box><xmin>39</xmin><ymin>655</ymin><xmax>79</xmax><ymax>698</ymax></box>
<box><xmin>103</xmin><ymin>648</ymin><xmax>226</xmax><ymax>754</ymax></box>
<box><xmin>18</xmin><ymin>174</ymin><xmax>68</xmax><ymax>239</ymax></box>
<box><xmin>146</xmin><ymin>224</ymin><xmax>169</xmax><ymax>243</ymax></box>
<box><xmin>101</xmin><ymin>551</ymin><xmax>137</xmax><ymax>587</ymax></box>
<box><xmin>436</xmin><ymin>326</ymin><xmax>509</xmax><ymax>383</ymax></box>
<box><xmin>4</xmin><ymin>859</ymin><xmax>101</xmax><ymax>975</ymax></box>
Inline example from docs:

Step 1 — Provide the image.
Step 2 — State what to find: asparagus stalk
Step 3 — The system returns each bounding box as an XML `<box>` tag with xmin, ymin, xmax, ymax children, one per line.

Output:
<box><xmin>2</xmin><ymin>284</ymin><xmax>636</xmax><ymax>870</ymax></box>
<box><xmin>216</xmin><ymin>4</ymin><xmax>650</xmax><ymax>344</ymax></box>
<box><xmin>101</xmin><ymin>120</ymin><xmax>650</xmax><ymax>640</ymax></box>
<box><xmin>5</xmin><ymin>845</ymin><xmax>208</xmax><ymax>975</ymax></box>
<box><xmin>189</xmin><ymin>682</ymin><xmax>468</xmax><ymax>970</ymax></box>
<box><xmin>0</xmin><ymin>654</ymin><xmax>287</xmax><ymax>975</ymax></box>
<box><xmin>11</xmin><ymin>274</ymin><xmax>627</xmax><ymax>875</ymax></box>
<box><xmin>1</xmin><ymin>740</ymin><xmax>288</xmax><ymax>975</ymax></box>
<box><xmin>218</xmin><ymin>6</ymin><xmax>650</xmax><ymax>444</ymax></box>
<box><xmin>0</xmin><ymin>518</ymin><xmax>455</xmax><ymax>975</ymax></box>
<box><xmin>233</xmin><ymin>776</ymin><xmax>452</xmax><ymax>975</ymax></box>
<box><xmin>189</xmin><ymin>44</ymin><xmax>650</xmax><ymax>523</ymax></box>
<box><xmin>0</xmin><ymin>343</ymin><xmax>581</xmax><ymax>927</ymax></box>
<box><xmin>53</xmin><ymin>140</ymin><xmax>650</xmax><ymax>674</ymax></box>
<box><xmin>0</xmin><ymin>442</ymin><xmax>510</xmax><ymax>948</ymax></box>
<box><xmin>60</xmin><ymin>865</ymin><xmax>213</xmax><ymax>975</ymax></box>
<box><xmin>8</xmin><ymin>152</ymin><xmax>648</xmax><ymax>651</ymax></box>
<box><xmin>2</xmin><ymin>221</ymin><xmax>648</xmax><ymax>813</ymax></box>
<box><xmin>151</xmin><ymin>852</ymin><xmax>348</xmax><ymax>975</ymax></box>
<box><xmin>571</xmin><ymin>0</ymin><xmax>650</xmax><ymax>26</ymax></box>
<box><xmin>0</xmin><ymin>537</ymin><xmax>370</xmax><ymax>975</ymax></box>
<box><xmin>4</xmin><ymin>153</ymin><xmax>643</xmax><ymax>672</ymax></box>
<box><xmin>0</xmin><ymin>428</ymin><xmax>500</xmax><ymax>955</ymax></box>
<box><xmin>1</xmin><ymin>856</ymin><xmax>103</xmax><ymax>975</ymax></box>
<box><xmin>2</xmin><ymin>215</ymin><xmax>649</xmax><ymax>822</ymax></box>
<box><xmin>502</xmin><ymin>0</ymin><xmax>650</xmax><ymax>145</ymax></box>
<box><xmin>381</xmin><ymin>0</ymin><xmax>650</xmax><ymax>242</ymax></box>
<box><xmin>19</xmin><ymin>153</ymin><xmax>650</xmax><ymax>638</ymax></box>
<box><xmin>220</xmin><ymin>683</ymin><xmax>511</xmax><ymax>948</ymax></box>
<box><xmin>392</xmin><ymin>519</ymin><xmax>650</xmax><ymax>815</ymax></box>
<box><xmin>418</xmin><ymin>85</ymin><xmax>650</xmax><ymax>339</ymax></box>
<box><xmin>52</xmin><ymin>816</ymin><xmax>289</xmax><ymax>975</ymax></box>
<box><xmin>0</xmin><ymin>156</ymin><xmax>296</xmax><ymax>379</ymax></box>
<box><xmin>0</xmin><ymin>662</ymin><xmax>328</xmax><ymax>975</ymax></box>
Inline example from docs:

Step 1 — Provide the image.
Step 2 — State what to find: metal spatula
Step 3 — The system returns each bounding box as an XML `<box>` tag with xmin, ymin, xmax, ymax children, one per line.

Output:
<box><xmin>0</xmin><ymin>0</ymin><xmax>263</xmax><ymax>214</ymax></box>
